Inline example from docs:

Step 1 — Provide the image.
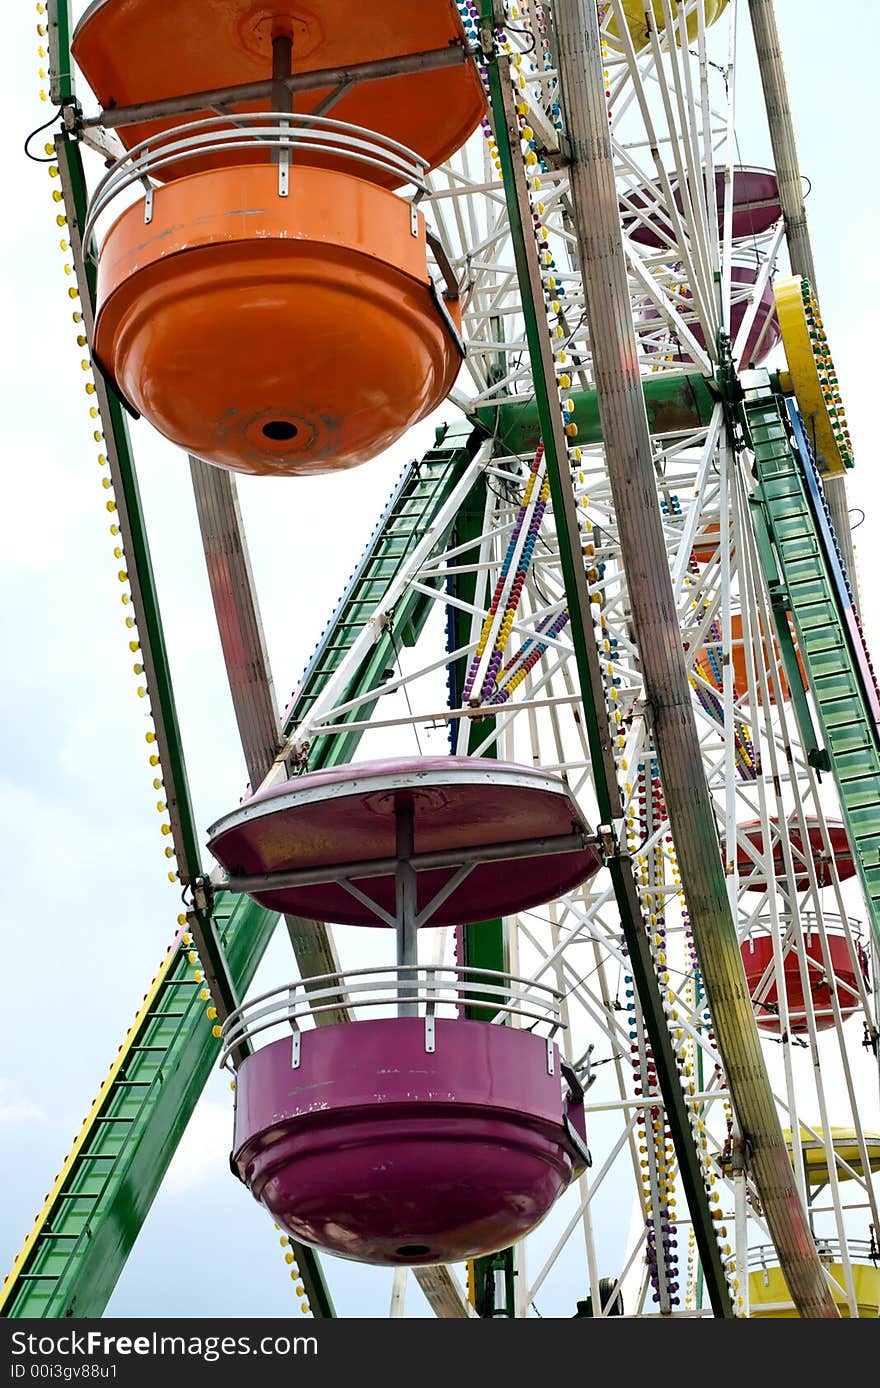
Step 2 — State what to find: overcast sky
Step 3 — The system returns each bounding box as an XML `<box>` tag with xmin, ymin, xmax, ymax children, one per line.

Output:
<box><xmin>0</xmin><ymin>2</ymin><xmax>877</xmax><ymax>1320</ymax></box>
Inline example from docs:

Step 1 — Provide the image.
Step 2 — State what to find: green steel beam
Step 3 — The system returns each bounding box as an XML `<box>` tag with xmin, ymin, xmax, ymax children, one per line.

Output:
<box><xmin>744</xmin><ymin>383</ymin><xmax>880</xmax><ymax>955</ymax></box>
<box><xmin>2</xmin><ymin>426</ymin><xmax>483</xmax><ymax>1318</ymax></box>
<box><xmin>48</xmin><ymin>2</ymin><xmax>75</xmax><ymax>106</ymax></box>
<box><xmin>747</xmin><ymin>500</ymin><xmax>828</xmax><ymax>771</ymax></box>
<box><xmin>0</xmin><ymin>897</ymin><xmax>283</xmax><ymax>1319</ymax></box>
<box><xmin>477</xmin><ymin>372</ymin><xmax>718</xmax><ymax>455</ymax></box>
<box><xmin>480</xmin><ymin>3</ymin><xmax>733</xmax><ymax>1316</ymax></box>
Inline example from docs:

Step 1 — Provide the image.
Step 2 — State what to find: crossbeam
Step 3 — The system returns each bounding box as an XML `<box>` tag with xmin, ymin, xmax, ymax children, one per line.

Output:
<box><xmin>81</xmin><ymin>46</ymin><xmax>477</xmax><ymax>132</ymax></box>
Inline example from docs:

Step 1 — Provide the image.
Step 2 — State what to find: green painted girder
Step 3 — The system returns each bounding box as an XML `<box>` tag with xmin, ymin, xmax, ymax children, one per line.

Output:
<box><xmin>744</xmin><ymin>384</ymin><xmax>880</xmax><ymax>952</ymax></box>
<box><xmin>476</xmin><ymin>371</ymin><xmax>719</xmax><ymax>455</ymax></box>
<box><xmin>1</xmin><ymin>424</ymin><xmax>482</xmax><ymax>1319</ymax></box>
<box><xmin>0</xmin><ymin>896</ymin><xmax>277</xmax><ymax>1320</ymax></box>
<box><xmin>475</xmin><ymin>370</ymin><xmax>797</xmax><ymax>457</ymax></box>
<box><xmin>48</xmin><ymin>1</ymin><xmax>75</xmax><ymax>106</ymax></box>
<box><xmin>747</xmin><ymin>501</ymin><xmax>829</xmax><ymax>772</ymax></box>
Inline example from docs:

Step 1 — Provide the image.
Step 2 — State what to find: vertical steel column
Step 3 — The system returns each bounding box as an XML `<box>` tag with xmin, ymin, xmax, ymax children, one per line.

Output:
<box><xmin>747</xmin><ymin>0</ymin><xmax>856</xmax><ymax>588</ymax></box>
<box><xmin>395</xmin><ymin>798</ymin><xmax>419</xmax><ymax>1017</ymax></box>
<box><xmin>271</xmin><ymin>32</ymin><xmax>294</xmax><ymax>112</ymax></box>
<box><xmin>481</xmin><ymin>0</ymin><xmax>733</xmax><ymax>1317</ymax></box>
<box><xmin>552</xmin><ymin>0</ymin><xmax>836</xmax><ymax>1318</ymax></box>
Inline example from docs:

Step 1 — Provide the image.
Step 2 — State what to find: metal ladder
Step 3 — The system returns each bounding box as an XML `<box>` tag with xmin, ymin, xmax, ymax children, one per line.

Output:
<box><xmin>744</xmin><ymin>380</ymin><xmax>880</xmax><ymax>952</ymax></box>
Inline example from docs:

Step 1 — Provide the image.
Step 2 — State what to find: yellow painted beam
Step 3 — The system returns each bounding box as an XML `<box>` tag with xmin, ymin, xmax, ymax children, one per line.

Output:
<box><xmin>774</xmin><ymin>275</ymin><xmax>854</xmax><ymax>476</ymax></box>
<box><xmin>0</xmin><ymin>928</ymin><xmax>186</xmax><ymax>1315</ymax></box>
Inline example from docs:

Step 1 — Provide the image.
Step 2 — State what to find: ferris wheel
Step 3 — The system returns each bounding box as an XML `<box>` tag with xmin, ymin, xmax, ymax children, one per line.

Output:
<box><xmin>3</xmin><ymin>0</ymin><xmax>879</xmax><ymax>1320</ymax></box>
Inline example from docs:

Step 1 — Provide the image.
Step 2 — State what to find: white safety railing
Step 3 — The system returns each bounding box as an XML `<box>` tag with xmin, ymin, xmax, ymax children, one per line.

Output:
<box><xmin>84</xmin><ymin>111</ymin><xmax>431</xmax><ymax>251</ymax></box>
<box><xmin>748</xmin><ymin>1239</ymin><xmax>878</xmax><ymax>1272</ymax></box>
<box><xmin>219</xmin><ymin>963</ymin><xmax>565</xmax><ymax>1068</ymax></box>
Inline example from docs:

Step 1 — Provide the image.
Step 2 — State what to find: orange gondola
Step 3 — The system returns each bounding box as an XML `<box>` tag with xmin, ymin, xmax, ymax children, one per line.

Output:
<box><xmin>72</xmin><ymin>0</ymin><xmax>486</xmax><ymax>186</ymax></box>
<box><xmin>691</xmin><ymin>520</ymin><xmax>721</xmax><ymax>565</ymax></box>
<box><xmin>697</xmin><ymin>613</ymin><xmax>807</xmax><ymax>705</ymax></box>
<box><xmin>93</xmin><ymin>159</ymin><xmax>463</xmax><ymax>475</ymax></box>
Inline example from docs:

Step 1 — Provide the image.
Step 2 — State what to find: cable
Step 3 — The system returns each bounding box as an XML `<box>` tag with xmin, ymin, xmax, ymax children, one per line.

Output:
<box><xmin>503</xmin><ymin>24</ymin><xmax>538</xmax><ymax>55</ymax></box>
<box><xmin>24</xmin><ymin>105</ymin><xmax>64</xmax><ymax>164</ymax></box>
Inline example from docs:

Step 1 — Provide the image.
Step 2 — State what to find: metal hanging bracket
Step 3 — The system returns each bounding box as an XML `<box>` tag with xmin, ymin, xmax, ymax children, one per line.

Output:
<box><xmin>191</xmin><ymin>876</ymin><xmax>213</xmax><ymax>915</ymax></box>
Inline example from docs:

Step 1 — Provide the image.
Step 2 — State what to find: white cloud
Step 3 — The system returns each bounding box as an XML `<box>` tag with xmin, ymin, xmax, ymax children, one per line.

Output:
<box><xmin>163</xmin><ymin>1101</ymin><xmax>234</xmax><ymax>1196</ymax></box>
<box><xmin>0</xmin><ymin>1079</ymin><xmax>46</xmax><ymax>1125</ymax></box>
